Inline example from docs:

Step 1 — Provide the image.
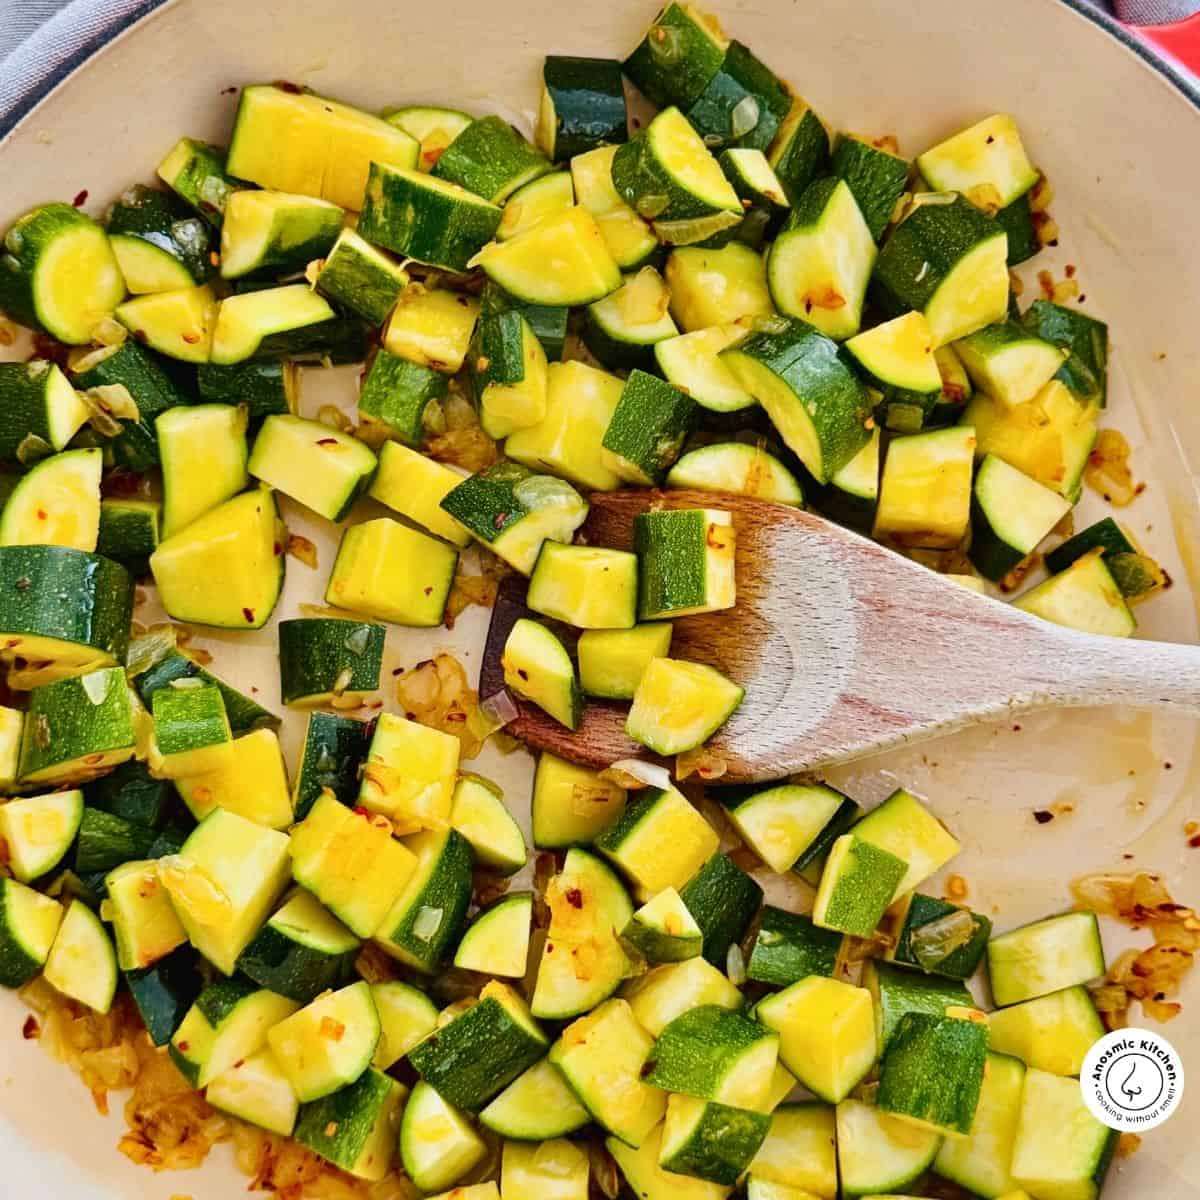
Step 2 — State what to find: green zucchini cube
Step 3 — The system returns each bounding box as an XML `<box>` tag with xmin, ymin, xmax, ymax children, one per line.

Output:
<box><xmin>601</xmin><ymin>369</ymin><xmax>698</xmax><ymax>486</ymax></box>
<box><xmin>749</xmin><ymin>1103</ymin><xmax>838</xmax><ymax>1198</ymax></box>
<box><xmin>746</xmin><ymin>906</ymin><xmax>841</xmax><ymax>988</ymax></box>
<box><xmin>0</xmin><ymin>878</ymin><xmax>63</xmax><ymax>988</ymax></box>
<box><xmin>156</xmin><ymin>136</ymin><xmax>235</xmax><ymax>226</ymax></box>
<box><xmin>577</xmin><ymin>622</ymin><xmax>673</xmax><ymax>701</ymax></box>
<box><xmin>622</xmin><ymin>886</ymin><xmax>704</xmax><ymax>963</ymax></box>
<box><xmin>986</xmin><ymin>985</ymin><xmax>1105</xmax><ymax>1077</ymax></box>
<box><xmin>812</xmin><ymin>834</ymin><xmax>907</xmax><ymax>938</ymax></box>
<box><xmin>625</xmin><ymin>657</ymin><xmax>744</xmax><ymax>756</ymax></box>
<box><xmin>294</xmin><ymin>1067</ymin><xmax>406</xmax><ymax>1181</ymax></box>
<box><xmin>407</xmin><ymin>981</ymin><xmax>548</xmax><ymax>1111</ymax></box>
<box><xmin>206</xmin><ymin>1046</ymin><xmax>300</xmax><ymax>1138</ymax></box>
<box><xmin>831</xmin><ymin>133</ymin><xmax>911</xmax><ymax>242</ymax></box>
<box><xmin>433</xmin><ymin>115</ymin><xmax>551</xmax><ymax>206</ymax></box>
<box><xmin>623</xmin><ymin>2</ymin><xmax>729</xmax><ymax>111</ymax></box>
<box><xmin>1020</xmin><ymin>298</ymin><xmax>1109</xmax><ymax>407</ymax></box>
<box><xmin>862</xmin><ymin>959</ymin><xmax>972</xmax><ymax>1051</ymax></box>
<box><xmin>96</xmin><ymin>498</ymin><xmax>161</xmax><ymax>575</ymax></box>
<box><xmin>501</xmin><ymin>618</ymin><xmax>582</xmax><ymax>731</ymax></box>
<box><xmin>634</xmin><ymin>507</ymin><xmax>736</xmax><ymax>620</ymax></box>
<box><xmin>368</xmin><ymin>442</ymin><xmax>472</xmax><ymax>548</ymax></box>
<box><xmin>836</xmin><ymin>1095</ymin><xmax>942</xmax><ymax>1197</ymax></box>
<box><xmin>357</xmin><ymin>349</ymin><xmax>447</xmax><ymax>448</ymax></box>
<box><xmin>315</xmin><ymin>228</ymin><xmax>409</xmax><ymax>326</ymax></box>
<box><xmin>659</xmin><ymin>1093</ymin><xmax>771</xmax><ymax>1184</ymax></box>
<box><xmin>474</xmin><ymin>310</ymin><xmax>549</xmax><ymax>439</ymax></box>
<box><xmin>888</xmin><ymin>891</ymin><xmax>992</xmax><ymax>979</ymax></box>
<box><xmin>277</xmin><ymin>618</ymin><xmax>385</xmax><ymax>708</ymax></box>
<box><xmin>358</xmin><ymin>712</ymin><xmax>460</xmax><ymax>832</ymax></box>
<box><xmin>679</xmin><ymin>850</ymin><xmax>763</xmax><ymax>966</ymax></box>
<box><xmin>19</xmin><ymin>666</ymin><xmax>137</xmax><ymax>787</ymax></box>
<box><xmin>150</xmin><ymin>681</ymin><xmax>234</xmax><ymax>777</ymax></box>
<box><xmin>986</xmin><ymin>910</ymin><xmax>1106</xmax><ymax>1006</ymax></box>
<box><xmin>106</xmin><ymin>859</ymin><xmax>188</xmax><ymax>971</ymax></box>
<box><xmin>916</xmin><ymin>113</ymin><xmax>1038</xmax><ymax>211</ymax></box>
<box><xmin>537</xmin><ymin>55</ymin><xmax>627</xmax><ymax>163</ymax></box>
<box><xmin>876</xmin><ymin>1011</ymin><xmax>989</xmax><ymax>1135</ymax></box>
<box><xmin>501</xmin><ymin>1140</ymin><xmax>589</xmax><ymax>1200</ymax></box>
<box><xmin>291</xmin><ymin>711</ymin><xmax>371</xmax><ymax>820</ymax></box>
<box><xmin>124</xmin><ymin>945</ymin><xmax>204</xmax><ymax>1046</ymax></box>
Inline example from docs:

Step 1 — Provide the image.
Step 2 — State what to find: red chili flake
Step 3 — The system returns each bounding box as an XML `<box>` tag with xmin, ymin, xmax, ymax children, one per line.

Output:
<box><xmin>985</xmin><ymin>135</ymin><xmax>995</xmax><ymax>144</ymax></box>
<box><xmin>1065</xmin><ymin>264</ymin><xmax>1077</xmax><ymax>278</ymax></box>
<box><xmin>517</xmin><ymin>668</ymin><xmax>529</xmax><ymax>681</ymax></box>
<box><xmin>131</xmin><ymin>328</ymin><xmax>148</xmax><ymax>343</ymax></box>
<box><xmin>1077</xmin><ymin>294</ymin><xmax>1087</xmax><ymax>303</ymax></box>
<box><xmin>353</xmin><ymin>806</ymin><xmax>371</xmax><ymax>817</ymax></box>
<box><xmin>221</xmin><ymin>85</ymin><xmax>239</xmax><ymax>95</ymax></box>
<box><xmin>565</xmin><ymin>888</ymin><xmax>584</xmax><ymax>909</ymax></box>
<box><xmin>273</xmin><ymin>542</ymin><xmax>283</xmax><ymax>556</ymax></box>
<box><xmin>1189</xmin><ymin>835</ymin><xmax>1200</xmax><ymax>848</ymax></box>
<box><xmin>242</xmin><ymin>607</ymin><xmax>255</xmax><ymax>622</ymax></box>
<box><xmin>1033</xmin><ymin>810</ymin><xmax>1054</xmax><ymax>824</ymax></box>
<box><xmin>493</xmin><ymin>511</ymin><xmax>509</xmax><ymax>530</ymax></box>
<box><xmin>21</xmin><ymin>1016</ymin><xmax>39</xmax><ymax>1040</ymax></box>
<box><xmin>182</xmin><ymin>332</ymin><xmax>200</xmax><ymax>344</ymax></box>
<box><xmin>423</xmin><ymin>586</ymin><xmax>433</xmax><ymax>596</ymax></box>
<box><xmin>177</xmin><ymin>1041</ymin><xmax>190</xmax><ymax>1052</ymax></box>
<box><xmin>276</xmin><ymin>79</ymin><xmax>303</xmax><ymax>93</ymax></box>
<box><xmin>639</xmin><ymin>1060</ymin><xmax>656</xmax><ymax>1077</ymax></box>
<box><xmin>36</xmin><ymin>509</ymin><xmax>46</xmax><ymax>521</ymax></box>
<box><xmin>72</xmin><ymin>189</ymin><xmax>89</xmax><ymax>208</ymax></box>
<box><xmin>316</xmin><ymin>437</ymin><xmax>339</xmax><ymax>446</ymax></box>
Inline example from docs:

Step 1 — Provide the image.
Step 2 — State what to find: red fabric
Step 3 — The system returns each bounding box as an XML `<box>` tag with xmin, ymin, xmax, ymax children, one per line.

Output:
<box><xmin>1132</xmin><ymin>11</ymin><xmax>1200</xmax><ymax>78</ymax></box>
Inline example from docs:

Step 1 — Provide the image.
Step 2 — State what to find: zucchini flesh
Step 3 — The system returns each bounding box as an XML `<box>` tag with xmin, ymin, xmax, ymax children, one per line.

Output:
<box><xmin>626</xmin><ymin>657</ymin><xmax>744</xmax><ymax>755</ymax></box>
<box><xmin>0</xmin><ymin>447</ymin><xmax>103</xmax><ymax>553</ymax></box>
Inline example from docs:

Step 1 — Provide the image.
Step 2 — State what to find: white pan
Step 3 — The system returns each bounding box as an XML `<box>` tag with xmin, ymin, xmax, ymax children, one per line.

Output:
<box><xmin>0</xmin><ymin>0</ymin><xmax>1198</xmax><ymax>1194</ymax></box>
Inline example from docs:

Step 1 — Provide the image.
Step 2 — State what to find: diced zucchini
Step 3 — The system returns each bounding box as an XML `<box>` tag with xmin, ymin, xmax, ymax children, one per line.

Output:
<box><xmin>626</xmin><ymin>657</ymin><xmax>743</xmax><ymax>755</ymax></box>
<box><xmin>530</xmin><ymin>752</ymin><xmax>626</xmax><ymax>848</ymax></box>
<box><xmin>987</xmin><ymin>985</ymin><xmax>1104</xmax><ymax>1077</ymax></box>
<box><xmin>238</xmin><ymin>889</ymin><xmax>360</xmax><ymax>1003</ymax></box>
<box><xmin>474</xmin><ymin>310</ymin><xmax>549</xmax><ymax>439</ymax></box>
<box><xmin>267</xmin><ymin>980</ymin><xmax>381</xmax><ymax>1101</ymax></box>
<box><xmin>813</xmin><ymin>834</ymin><xmax>907</xmax><ymax>938</ymax></box>
<box><xmin>294</xmin><ymin>1067</ymin><xmax>405</xmax><ymax>1181</ymax></box>
<box><xmin>720</xmin><ymin>782</ymin><xmax>846</xmax><ymax>875</ymax></box>
<box><xmin>227</xmin><ymin>84</ymin><xmax>418</xmax><ymax>209</ymax></box>
<box><xmin>473</xmin><ymin>207</ymin><xmax>621</xmax><ymax>306</ymax></box>
<box><xmin>597</xmin><ymin>786</ymin><xmax>719</xmax><ymax>897</ymax></box>
<box><xmin>374</xmin><ymin>827</ymin><xmax>473</xmax><ymax>973</ymax></box>
<box><xmin>358</xmin><ymin>350</ymin><xmax>447</xmax><ymax>447</ymax></box>
<box><xmin>451</xmin><ymin>775</ymin><xmax>526</xmax><ymax>875</ymax></box>
<box><xmin>314</xmin><ymin>227</ymin><xmax>408</xmax><ymax>325</ymax></box>
<box><xmin>635</xmin><ymin>507</ymin><xmax>736</xmax><ymax>620</ymax></box>
<box><xmin>667</xmin><ymin>442</ymin><xmax>803</xmax><ymax>505</ymax></box>
<box><xmin>156</xmin><ymin>137</ymin><xmax>236</xmax><ymax>225</ymax></box>
<box><xmin>768</xmin><ymin>178</ymin><xmax>875</xmax><ymax>340</ymax></box>
<box><xmin>917</xmin><ymin>114</ymin><xmax>1038</xmax><ymax>210</ymax></box>
<box><xmin>623</xmin><ymin>886</ymin><xmax>704</xmax><ymax>962</ymax></box>
<box><xmin>830</xmin><ymin>134</ymin><xmax>911</xmax><ymax>242</ymax></box>
<box><xmin>528</xmin><ymin>543</ymin><xmax>638</xmax><ymax>631</ymax></box>
<box><xmin>887</xmin><ymin>891</ymin><xmax>992</xmax><ymax>980</ymax></box>
<box><xmin>861</xmin><ymin>959</ymin><xmax>973</xmax><ymax>1052</ymax></box>
<box><xmin>291</xmin><ymin>712</ymin><xmax>369</xmax><ymax>820</ymax></box>
<box><xmin>498</xmin><ymin>171</ymin><xmax>576</xmax><ymax>240</ymax></box>
<box><xmin>0</xmin><ymin>203</ymin><xmax>125</xmax><ymax>344</ymax></box>
<box><xmin>157</xmin><ymin>404</ymin><xmax>248</xmax><ymax>539</ymax></box>
<box><xmin>123</xmin><ymin>945</ymin><xmax>203</xmax><ymax>1045</ymax></box>
<box><xmin>872</xmin><ymin>194</ymin><xmax>1009</xmax><ymax>346</ymax></box>
<box><xmin>873</xmin><ymin>426</ymin><xmax>976</xmax><ymax>549</ymax></box>
<box><xmin>74</xmin><ymin>806</ymin><xmax>159</xmax><ymax>875</ymax></box>
<box><xmin>656</xmin><ymin>326</ymin><xmax>755</xmax><ymax>414</ymax></box>
<box><xmin>570</xmin><ymin>145</ymin><xmax>658</xmax><ymax>270</ymax></box>
<box><xmin>481</xmin><ymin>281</ymin><xmax>570</xmax><ymax>362</ymax></box>
<box><xmin>0</xmin><ymin>878</ymin><xmax>63</xmax><ymax>987</ymax></box>
<box><xmin>97</xmin><ymin>499</ymin><xmax>160</xmax><ymax>574</ymax></box>
<box><xmin>385</xmin><ymin>105</ymin><xmax>474</xmax><ymax>173</ymax></box>
<box><xmin>1010</xmin><ymin>1068</ymin><xmax>1117</xmax><ymax>1200</ymax></box>
<box><xmin>623</xmin><ymin>954</ymin><xmax>742</xmax><ymax>1037</ymax></box>
<box><xmin>987</xmin><ymin>910</ymin><xmax>1106</xmax><ymax>1007</ymax></box>
<box><xmin>410</xmin><ymin>981</ymin><xmax>548</xmax><ymax>1110</ymax></box>
<box><xmin>441</xmin><ymin>463</ymin><xmax>589</xmax><ymax>575</ymax></box>
<box><xmin>479</xmin><ymin>1057</ymin><xmax>591</xmax><ymax>1140</ymax></box>
<box><xmin>1014</xmin><ymin>548</ymin><xmax>1135</xmax><ymax>637</ymax></box>
<box><xmin>955</xmin><ymin>321</ymin><xmax>1067</xmax><ymax>409</ymax></box>
<box><xmin>970</xmin><ymin>454</ymin><xmax>1071</xmax><ymax>580</ymax></box>
<box><xmin>748</xmin><ymin>1102</ymin><xmax>837</xmax><ymax>1198</ymax></box>
<box><xmin>357</xmin><ymin>712</ymin><xmax>459</xmax><ymax>832</ymax></box>
<box><xmin>454</xmin><ymin>891</ymin><xmax>533</xmax><ymax>977</ymax></box>
<box><xmin>537</xmin><ymin>55</ymin><xmax>627</xmax><ymax>162</ymax></box>
<box><xmin>170</xmin><ymin>977</ymin><xmax>299</xmax><ymax>1088</ymax></box>
<box><xmin>206</xmin><ymin>1046</ymin><xmax>299</xmax><ymax>1137</ymax></box>
<box><xmin>0</xmin><ymin>447</ymin><xmax>102</xmax><ymax>553</ymax></box>
<box><xmin>149</xmin><ymin>682</ymin><xmax>233</xmax><ymax>777</ymax></box>
<box><xmin>623</xmin><ymin>3</ymin><xmax>729</xmax><ymax>110</ymax></box>
<box><xmin>746</xmin><ymin>907</ymin><xmax>841</xmax><ymax>988</ymax></box>
<box><xmin>578</xmin><ymin>623</ymin><xmax>674</xmax><ymax>701</ymax></box>
<box><xmin>159</xmin><ymin>808</ymin><xmax>292</xmax><ymax>974</ymax></box>
<box><xmin>506</xmin><ymin>360</ymin><xmax>624</xmax><ymax>492</ymax></box>
<box><xmin>502</xmin><ymin>1137</ymin><xmax>590</xmax><ymax>1200</ymax></box>
<box><xmin>934</xmin><ymin>1050</ymin><xmax>1026</xmax><ymax>1197</ymax></box>
<box><xmin>41</xmin><ymin>897</ymin><xmax>117</xmax><ymax>1012</ymax></box>
<box><xmin>0</xmin><ymin>359</ymin><xmax>88</xmax><ymax>460</ymax></box>
<box><xmin>680</xmin><ymin>851</ymin><xmax>763</xmax><ymax>966</ymax></box>
<box><xmin>502</xmin><ymin>617</ymin><xmax>582</xmax><ymax>730</ymax></box>
<box><xmin>0</xmin><ymin>708</ymin><xmax>24</xmax><ymax>791</ymax></box>
<box><xmin>361</xmin><ymin>165</ymin><xmax>503</xmax><ymax>272</ymax></box>
<box><xmin>755</xmin><ymin>976</ymin><xmax>876</xmax><ymax>1103</ymax></box>
<box><xmin>400</xmin><ymin>1079</ymin><xmax>487</xmax><ymax>1193</ymax></box>
<box><xmin>210</xmin><ymin>284</ymin><xmax>351</xmax><ymax>364</ymax></box>
<box><xmin>852</xmin><ymin>788</ymin><xmax>961</xmax><ymax>898</ymax></box>
<box><xmin>666</xmin><ymin>244</ymin><xmax>772</xmax><ymax>331</ymax></box>
<box><xmin>601</xmin><ymin>369</ymin><xmax>697</xmax><ymax>485</ymax></box>
<box><xmin>115</xmin><ymin>284</ymin><xmax>218</xmax><ymax>362</ymax></box>
<box><xmin>583</xmin><ymin>267</ymin><xmax>679</xmax><ymax>371</ymax></box>
<box><xmin>0</xmin><ymin>788</ymin><xmax>83</xmax><ymax>883</ymax></box>
<box><xmin>1020</xmin><ymin>299</ymin><xmax>1109</xmax><ymax>408</ymax></box>
<box><xmin>371</xmin><ymin>980</ymin><xmax>438</xmax><ymax>1070</ymax></box>
<box><xmin>1051</xmin><ymin>521</ymin><xmax>1164</xmax><ymax>603</ymax></box>
<box><xmin>767</xmin><ymin>99</ymin><xmax>831</xmax><ymax>204</ymax></box>
<box><xmin>531</xmin><ymin>848</ymin><xmax>632</xmax><ymax>1019</ymax></box>
<box><xmin>369</xmin><ymin>443</ymin><xmax>469</xmax><ymax>547</ymax></box>
<box><xmin>660</xmin><ymin>1093</ymin><xmax>771</xmax><ymax>1184</ymax></box>
<box><xmin>434</xmin><ymin>115</ymin><xmax>552</xmax><ymax>205</ymax></box>
<box><xmin>610</xmin><ymin>1124</ymin><xmax>731</xmax><ymax>1200</ymax></box>
<box><xmin>383</xmin><ymin>286</ymin><xmax>480</xmax><ymax>374</ymax></box>
<box><xmin>719</xmin><ymin>148</ymin><xmax>789</xmax><ymax>248</ymax></box>
<box><xmin>100</xmin><ymin>856</ymin><xmax>185</xmax><ymax>969</ymax></box>
<box><xmin>876</xmin><ymin>1011</ymin><xmax>988</xmax><ymax>1136</ymax></box>
<box><xmin>326</xmin><ymin>517</ymin><xmax>457</xmax><ymax>627</ymax></box>
<box><xmin>836</xmin><ymin>1097</ymin><xmax>942</xmax><ymax>1198</ymax></box>
<box><xmin>549</xmin><ymin>998</ymin><xmax>666</xmax><ymax>1146</ymax></box>
<box><xmin>277</xmin><ymin>618</ymin><xmax>384</xmax><ymax>709</ymax></box>
<box><xmin>846</xmin><ymin>311</ymin><xmax>942</xmax><ymax>433</ymax></box>
<box><xmin>685</xmin><ymin>39</ymin><xmax>789</xmax><ymax>154</ymax></box>
<box><xmin>196</xmin><ymin>359</ymin><xmax>296</xmax><ymax>425</ymax></box>
<box><xmin>19</xmin><ymin>667</ymin><xmax>136</xmax><ymax>786</ymax></box>
<box><xmin>219</xmin><ymin>189</ymin><xmax>341</xmax><ymax>279</ymax></box>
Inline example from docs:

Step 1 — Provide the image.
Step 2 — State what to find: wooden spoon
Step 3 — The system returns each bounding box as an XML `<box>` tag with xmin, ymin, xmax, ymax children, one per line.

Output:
<box><xmin>479</xmin><ymin>489</ymin><xmax>1200</xmax><ymax>783</ymax></box>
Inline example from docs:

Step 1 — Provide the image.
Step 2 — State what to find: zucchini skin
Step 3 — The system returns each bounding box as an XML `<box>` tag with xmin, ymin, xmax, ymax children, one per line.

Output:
<box><xmin>133</xmin><ymin>645</ymin><xmax>279</xmax><ymax>734</ymax></box>
<box><xmin>238</xmin><ymin>923</ymin><xmax>357</xmax><ymax>1005</ymax></box>
<box><xmin>0</xmin><ymin>360</ymin><xmax>79</xmax><ymax>461</ymax></box>
<box><xmin>541</xmin><ymin>56</ymin><xmax>628</xmax><ymax>162</ymax></box>
<box><xmin>867</xmin><ymin>959</ymin><xmax>972</xmax><ymax>1050</ymax></box>
<box><xmin>440</xmin><ymin>461</ymin><xmax>535</xmax><ymax>545</ymax></box>
<box><xmin>107</xmin><ymin>184</ymin><xmax>216</xmax><ymax>285</ymax></box>
<box><xmin>624</xmin><ymin>3</ymin><xmax>727</xmax><ymax>110</ymax></box>
<box><xmin>680</xmin><ymin>852</ymin><xmax>763</xmax><ymax>965</ymax></box>
<box><xmin>87</xmin><ymin>760</ymin><xmax>172</xmax><ymax>829</ymax></box>
<box><xmin>277</xmin><ymin>618</ymin><xmax>385</xmax><ymax>706</ymax></box>
<box><xmin>292</xmin><ymin>712</ymin><xmax>371</xmax><ymax>820</ymax></box>
<box><xmin>996</xmin><ymin>192</ymin><xmax>1040</xmax><ymax>266</ymax></box>
<box><xmin>601</xmin><ymin>370</ymin><xmax>698</xmax><ymax>485</ymax></box>
<box><xmin>746</xmin><ymin>906</ymin><xmax>841</xmax><ymax>987</ymax></box>
<box><xmin>433</xmin><ymin>116</ymin><xmax>552</xmax><ymax>205</ymax></box>
<box><xmin>1020</xmin><ymin>298</ymin><xmax>1109</xmax><ymax>407</ymax></box>
<box><xmin>73</xmin><ymin>342</ymin><xmax>195</xmax><ymax>470</ymax></box>
<box><xmin>96</xmin><ymin>500</ymin><xmax>160</xmax><ymax>575</ymax></box>
<box><xmin>686</xmin><ymin>41</ymin><xmax>791</xmax><ymax>153</ymax></box>
<box><xmin>0</xmin><ymin>545</ymin><xmax>134</xmax><ymax>667</ymax></box>
<box><xmin>358</xmin><ymin>350</ymin><xmax>447</xmax><ymax>447</ymax></box>
<box><xmin>293</xmin><ymin>1067</ymin><xmax>401</xmax><ymax>1175</ymax></box>
<box><xmin>157</xmin><ymin>138</ymin><xmax>237</xmax><ymax>226</ymax></box>
<box><xmin>315</xmin><ymin>230</ymin><xmax>408</xmax><ymax>326</ymax></box>
<box><xmin>830</xmin><ymin>135</ymin><xmax>911</xmax><ymax>242</ymax></box>
<box><xmin>125</xmin><ymin>945</ymin><xmax>205</xmax><ymax>1045</ymax></box>
<box><xmin>769</xmin><ymin>104</ymin><xmax>831</xmax><ymax>204</ymax></box>
<box><xmin>480</xmin><ymin>282</ymin><xmax>568</xmax><ymax>362</ymax></box>
<box><xmin>73</xmin><ymin>806</ymin><xmax>159</xmax><ymax>875</ymax></box>
<box><xmin>197</xmin><ymin>361</ymin><xmax>293</xmax><ymax>425</ymax></box>
<box><xmin>661</xmin><ymin>1098</ymin><xmax>771</xmax><ymax>1184</ymax></box>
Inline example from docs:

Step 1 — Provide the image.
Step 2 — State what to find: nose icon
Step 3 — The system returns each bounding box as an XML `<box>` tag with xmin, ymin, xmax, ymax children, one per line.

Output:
<box><xmin>1119</xmin><ymin>1061</ymin><xmax>1143</xmax><ymax>1104</ymax></box>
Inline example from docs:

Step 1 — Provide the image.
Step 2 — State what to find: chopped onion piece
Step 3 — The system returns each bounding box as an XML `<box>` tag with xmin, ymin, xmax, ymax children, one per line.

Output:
<box><xmin>601</xmin><ymin>759</ymin><xmax>672</xmax><ymax>791</ymax></box>
<box><xmin>730</xmin><ymin>95</ymin><xmax>761</xmax><ymax>140</ymax></box>
<box><xmin>910</xmin><ymin>909</ymin><xmax>978</xmax><ymax>970</ymax></box>
<box><xmin>412</xmin><ymin>905</ymin><xmax>444</xmax><ymax>943</ymax></box>
<box><xmin>80</xmin><ymin>671</ymin><xmax>110</xmax><ymax>705</ymax></box>
<box><xmin>480</xmin><ymin>688</ymin><xmax>520</xmax><ymax>730</ymax></box>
